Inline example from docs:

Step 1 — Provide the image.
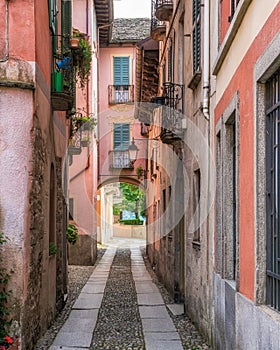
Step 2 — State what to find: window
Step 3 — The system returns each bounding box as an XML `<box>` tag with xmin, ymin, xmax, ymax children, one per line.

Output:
<box><xmin>266</xmin><ymin>68</ymin><xmax>280</xmax><ymax>311</ymax></box>
<box><xmin>49</xmin><ymin>164</ymin><xmax>56</xmax><ymax>254</ymax></box>
<box><xmin>224</xmin><ymin>116</ymin><xmax>237</xmax><ymax>280</ymax></box>
<box><xmin>112</xmin><ymin>123</ymin><xmax>130</xmax><ymax>168</ymax></box>
<box><xmin>49</xmin><ymin>0</ymin><xmax>58</xmax><ymax>51</ymax></box>
<box><xmin>113</xmin><ymin>57</ymin><xmax>130</xmax><ymax>85</ymax></box>
<box><xmin>113</xmin><ymin>123</ymin><xmax>130</xmax><ymax>150</ymax></box>
<box><xmin>215</xmin><ymin>93</ymin><xmax>239</xmax><ymax>282</ymax></box>
<box><xmin>230</xmin><ymin>0</ymin><xmax>240</xmax><ymax>21</ymax></box>
<box><xmin>69</xmin><ymin>197</ymin><xmax>74</xmax><ymax>220</ymax></box>
<box><xmin>192</xmin><ymin>0</ymin><xmax>201</xmax><ymax>74</ymax></box>
<box><xmin>61</xmin><ymin>0</ymin><xmax>72</xmax><ymax>42</ymax></box>
<box><xmin>111</xmin><ymin>57</ymin><xmax>131</xmax><ymax>103</ymax></box>
<box><xmin>216</xmin><ymin>132</ymin><xmax>223</xmax><ymax>274</ymax></box>
<box><xmin>193</xmin><ymin>169</ymin><xmax>201</xmax><ymax>244</ymax></box>
<box><xmin>168</xmin><ymin>41</ymin><xmax>173</xmax><ymax>82</ymax></box>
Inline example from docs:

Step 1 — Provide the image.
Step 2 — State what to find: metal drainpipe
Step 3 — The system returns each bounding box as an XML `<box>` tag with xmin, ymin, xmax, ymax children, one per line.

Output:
<box><xmin>202</xmin><ymin>0</ymin><xmax>210</xmax><ymax>120</ymax></box>
<box><xmin>0</xmin><ymin>0</ymin><xmax>9</xmax><ymax>62</ymax></box>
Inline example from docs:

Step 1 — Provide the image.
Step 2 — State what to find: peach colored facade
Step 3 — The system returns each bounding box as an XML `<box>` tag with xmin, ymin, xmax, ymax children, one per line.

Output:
<box><xmin>68</xmin><ymin>0</ymin><xmax>99</xmax><ymax>258</ymax></box>
<box><xmin>97</xmin><ymin>46</ymin><xmax>147</xmax><ymax>243</ymax></box>
<box><xmin>213</xmin><ymin>1</ymin><xmax>280</xmax><ymax>348</ymax></box>
<box><xmin>0</xmin><ymin>0</ymin><xmax>70</xmax><ymax>348</ymax></box>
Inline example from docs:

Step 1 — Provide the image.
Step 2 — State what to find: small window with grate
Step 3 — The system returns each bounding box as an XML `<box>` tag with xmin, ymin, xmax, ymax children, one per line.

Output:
<box><xmin>266</xmin><ymin>67</ymin><xmax>280</xmax><ymax>311</ymax></box>
<box><xmin>192</xmin><ymin>0</ymin><xmax>201</xmax><ymax>74</ymax></box>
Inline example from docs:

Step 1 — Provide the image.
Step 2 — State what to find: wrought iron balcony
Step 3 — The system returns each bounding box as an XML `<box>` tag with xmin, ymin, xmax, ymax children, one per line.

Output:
<box><xmin>68</xmin><ymin>128</ymin><xmax>82</xmax><ymax>155</ymax></box>
<box><xmin>51</xmin><ymin>51</ymin><xmax>75</xmax><ymax>111</ymax></box>
<box><xmin>154</xmin><ymin>0</ymin><xmax>173</xmax><ymax>22</ymax></box>
<box><xmin>108</xmin><ymin>85</ymin><xmax>134</xmax><ymax>105</ymax></box>
<box><xmin>109</xmin><ymin>150</ymin><xmax>134</xmax><ymax>169</ymax></box>
<box><xmin>159</xmin><ymin>82</ymin><xmax>185</xmax><ymax>144</ymax></box>
<box><xmin>151</xmin><ymin>0</ymin><xmax>166</xmax><ymax>41</ymax></box>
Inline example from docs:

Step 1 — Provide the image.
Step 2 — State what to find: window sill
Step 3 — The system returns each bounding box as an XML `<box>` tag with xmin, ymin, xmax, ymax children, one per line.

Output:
<box><xmin>188</xmin><ymin>71</ymin><xmax>202</xmax><ymax>90</ymax></box>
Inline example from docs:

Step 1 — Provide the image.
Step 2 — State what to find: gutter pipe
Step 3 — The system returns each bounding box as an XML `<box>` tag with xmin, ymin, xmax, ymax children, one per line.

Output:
<box><xmin>202</xmin><ymin>0</ymin><xmax>210</xmax><ymax>120</ymax></box>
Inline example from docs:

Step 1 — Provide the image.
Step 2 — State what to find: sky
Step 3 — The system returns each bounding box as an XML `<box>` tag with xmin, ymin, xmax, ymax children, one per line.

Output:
<box><xmin>113</xmin><ymin>0</ymin><xmax>151</xmax><ymax>19</ymax></box>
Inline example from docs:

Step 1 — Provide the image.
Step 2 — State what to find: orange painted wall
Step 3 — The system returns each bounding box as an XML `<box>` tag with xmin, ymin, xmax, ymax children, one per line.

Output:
<box><xmin>219</xmin><ymin>0</ymin><xmax>231</xmax><ymax>44</ymax></box>
<box><xmin>9</xmin><ymin>0</ymin><xmax>35</xmax><ymax>61</ymax></box>
<box><xmin>35</xmin><ymin>1</ymin><xmax>53</xmax><ymax>85</ymax></box>
<box><xmin>214</xmin><ymin>4</ymin><xmax>280</xmax><ymax>300</ymax></box>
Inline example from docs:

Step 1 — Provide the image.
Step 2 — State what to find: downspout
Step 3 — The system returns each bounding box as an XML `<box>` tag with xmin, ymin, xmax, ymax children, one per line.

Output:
<box><xmin>203</xmin><ymin>0</ymin><xmax>213</xmax><ymax>343</ymax></box>
<box><xmin>202</xmin><ymin>0</ymin><xmax>210</xmax><ymax>120</ymax></box>
<box><xmin>0</xmin><ymin>0</ymin><xmax>9</xmax><ymax>62</ymax></box>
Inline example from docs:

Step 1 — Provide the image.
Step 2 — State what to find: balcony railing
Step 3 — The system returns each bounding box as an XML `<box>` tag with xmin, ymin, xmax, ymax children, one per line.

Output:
<box><xmin>109</xmin><ymin>150</ymin><xmax>133</xmax><ymax>169</ymax></box>
<box><xmin>158</xmin><ymin>82</ymin><xmax>185</xmax><ymax>144</ymax></box>
<box><xmin>108</xmin><ymin>85</ymin><xmax>134</xmax><ymax>105</ymax></box>
<box><xmin>151</xmin><ymin>0</ymin><xmax>166</xmax><ymax>41</ymax></box>
<box><xmin>51</xmin><ymin>34</ymin><xmax>77</xmax><ymax>111</ymax></box>
<box><xmin>154</xmin><ymin>0</ymin><xmax>173</xmax><ymax>22</ymax></box>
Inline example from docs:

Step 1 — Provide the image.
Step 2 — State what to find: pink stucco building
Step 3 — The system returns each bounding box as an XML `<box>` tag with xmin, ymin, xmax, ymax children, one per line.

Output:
<box><xmin>97</xmin><ymin>18</ymin><xmax>151</xmax><ymax>243</ymax></box>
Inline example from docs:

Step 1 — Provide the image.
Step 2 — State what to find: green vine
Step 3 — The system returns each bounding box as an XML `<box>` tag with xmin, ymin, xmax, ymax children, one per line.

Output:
<box><xmin>49</xmin><ymin>242</ymin><xmax>58</xmax><ymax>256</ymax></box>
<box><xmin>72</xmin><ymin>38</ymin><xmax>92</xmax><ymax>88</ymax></box>
<box><xmin>66</xmin><ymin>224</ymin><xmax>78</xmax><ymax>245</ymax></box>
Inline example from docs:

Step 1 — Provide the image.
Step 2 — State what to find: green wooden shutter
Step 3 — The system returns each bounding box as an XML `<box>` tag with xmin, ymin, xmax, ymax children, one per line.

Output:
<box><xmin>49</xmin><ymin>0</ymin><xmax>58</xmax><ymax>51</ymax></box>
<box><xmin>114</xmin><ymin>123</ymin><xmax>130</xmax><ymax>150</ymax></box>
<box><xmin>62</xmin><ymin>0</ymin><xmax>72</xmax><ymax>44</ymax></box>
<box><xmin>113</xmin><ymin>57</ymin><xmax>130</xmax><ymax>85</ymax></box>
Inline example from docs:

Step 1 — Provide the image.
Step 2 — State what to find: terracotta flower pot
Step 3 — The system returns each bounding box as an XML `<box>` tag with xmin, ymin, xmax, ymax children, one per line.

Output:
<box><xmin>70</xmin><ymin>38</ymin><xmax>79</xmax><ymax>49</ymax></box>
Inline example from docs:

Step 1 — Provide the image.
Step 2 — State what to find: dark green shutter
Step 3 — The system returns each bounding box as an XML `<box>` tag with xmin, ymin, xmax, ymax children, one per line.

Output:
<box><xmin>114</xmin><ymin>123</ymin><xmax>130</xmax><ymax>150</ymax></box>
<box><xmin>113</xmin><ymin>57</ymin><xmax>130</xmax><ymax>85</ymax></box>
<box><xmin>62</xmin><ymin>0</ymin><xmax>72</xmax><ymax>45</ymax></box>
<box><xmin>49</xmin><ymin>0</ymin><xmax>58</xmax><ymax>51</ymax></box>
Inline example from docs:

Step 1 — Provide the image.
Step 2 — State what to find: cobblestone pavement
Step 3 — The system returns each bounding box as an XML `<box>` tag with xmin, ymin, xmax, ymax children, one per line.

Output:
<box><xmin>34</xmin><ymin>249</ymin><xmax>106</xmax><ymax>350</ymax></box>
<box><xmin>35</xmin><ymin>241</ymin><xmax>211</xmax><ymax>350</ymax></box>
<box><xmin>141</xmin><ymin>248</ymin><xmax>211</xmax><ymax>350</ymax></box>
<box><xmin>90</xmin><ymin>248</ymin><xmax>145</xmax><ymax>349</ymax></box>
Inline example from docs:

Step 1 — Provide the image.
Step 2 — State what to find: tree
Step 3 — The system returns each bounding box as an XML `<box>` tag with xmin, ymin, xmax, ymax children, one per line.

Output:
<box><xmin>113</xmin><ymin>183</ymin><xmax>146</xmax><ymax>219</ymax></box>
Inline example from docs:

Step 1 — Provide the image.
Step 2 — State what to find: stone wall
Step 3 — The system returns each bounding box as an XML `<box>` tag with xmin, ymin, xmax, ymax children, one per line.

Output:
<box><xmin>21</xmin><ymin>126</ymin><xmax>47</xmax><ymax>348</ymax></box>
<box><xmin>68</xmin><ymin>235</ymin><xmax>97</xmax><ymax>266</ymax></box>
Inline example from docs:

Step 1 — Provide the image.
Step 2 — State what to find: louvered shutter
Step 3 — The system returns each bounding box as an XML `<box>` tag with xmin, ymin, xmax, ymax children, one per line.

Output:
<box><xmin>113</xmin><ymin>57</ymin><xmax>130</xmax><ymax>85</ymax></box>
<box><xmin>49</xmin><ymin>0</ymin><xmax>58</xmax><ymax>51</ymax></box>
<box><xmin>62</xmin><ymin>0</ymin><xmax>72</xmax><ymax>44</ymax></box>
<box><xmin>114</xmin><ymin>123</ymin><xmax>130</xmax><ymax>150</ymax></box>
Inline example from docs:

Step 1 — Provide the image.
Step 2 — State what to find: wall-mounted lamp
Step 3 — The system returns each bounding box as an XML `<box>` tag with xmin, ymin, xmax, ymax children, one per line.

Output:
<box><xmin>128</xmin><ymin>137</ymin><xmax>139</xmax><ymax>164</ymax></box>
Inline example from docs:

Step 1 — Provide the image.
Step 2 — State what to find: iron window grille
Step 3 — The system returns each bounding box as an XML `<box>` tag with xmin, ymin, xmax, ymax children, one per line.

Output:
<box><xmin>266</xmin><ymin>67</ymin><xmax>280</xmax><ymax>311</ymax></box>
<box><xmin>192</xmin><ymin>0</ymin><xmax>201</xmax><ymax>74</ymax></box>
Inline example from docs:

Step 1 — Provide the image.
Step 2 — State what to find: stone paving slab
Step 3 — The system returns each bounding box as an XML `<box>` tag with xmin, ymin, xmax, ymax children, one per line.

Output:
<box><xmin>135</xmin><ymin>282</ymin><xmax>159</xmax><ymax>293</ymax></box>
<box><xmin>52</xmin><ymin>331</ymin><xmax>92</xmax><ymax>347</ymax></box>
<box><xmin>73</xmin><ymin>290</ymin><xmax>103</xmax><ymax>309</ymax></box>
<box><xmin>144</xmin><ymin>332</ymin><xmax>181</xmax><ymax>341</ymax></box>
<box><xmin>49</xmin><ymin>346</ymin><xmax>88</xmax><ymax>350</ymax></box>
<box><xmin>138</xmin><ymin>292</ymin><xmax>165</xmax><ymax>305</ymax></box>
<box><xmin>68</xmin><ymin>309</ymin><xmax>99</xmax><ymax>319</ymax></box>
<box><xmin>133</xmin><ymin>276</ymin><xmax>153</xmax><ymax>282</ymax></box>
<box><xmin>142</xmin><ymin>318</ymin><xmax>177</xmax><ymax>332</ymax></box>
<box><xmin>167</xmin><ymin>303</ymin><xmax>185</xmax><ymax>316</ymax></box>
<box><xmin>86</xmin><ymin>278</ymin><xmax>108</xmax><ymax>284</ymax></box>
<box><xmin>60</xmin><ymin>317</ymin><xmax>96</xmax><ymax>333</ymax></box>
<box><xmin>81</xmin><ymin>283</ymin><xmax>105</xmax><ymax>294</ymax></box>
<box><xmin>139</xmin><ymin>305</ymin><xmax>170</xmax><ymax>319</ymax></box>
<box><xmin>145</xmin><ymin>339</ymin><xmax>184</xmax><ymax>350</ymax></box>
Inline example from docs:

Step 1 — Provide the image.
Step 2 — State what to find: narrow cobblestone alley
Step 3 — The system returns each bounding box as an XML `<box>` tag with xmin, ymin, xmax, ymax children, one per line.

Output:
<box><xmin>39</xmin><ymin>239</ymin><xmax>210</xmax><ymax>350</ymax></box>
